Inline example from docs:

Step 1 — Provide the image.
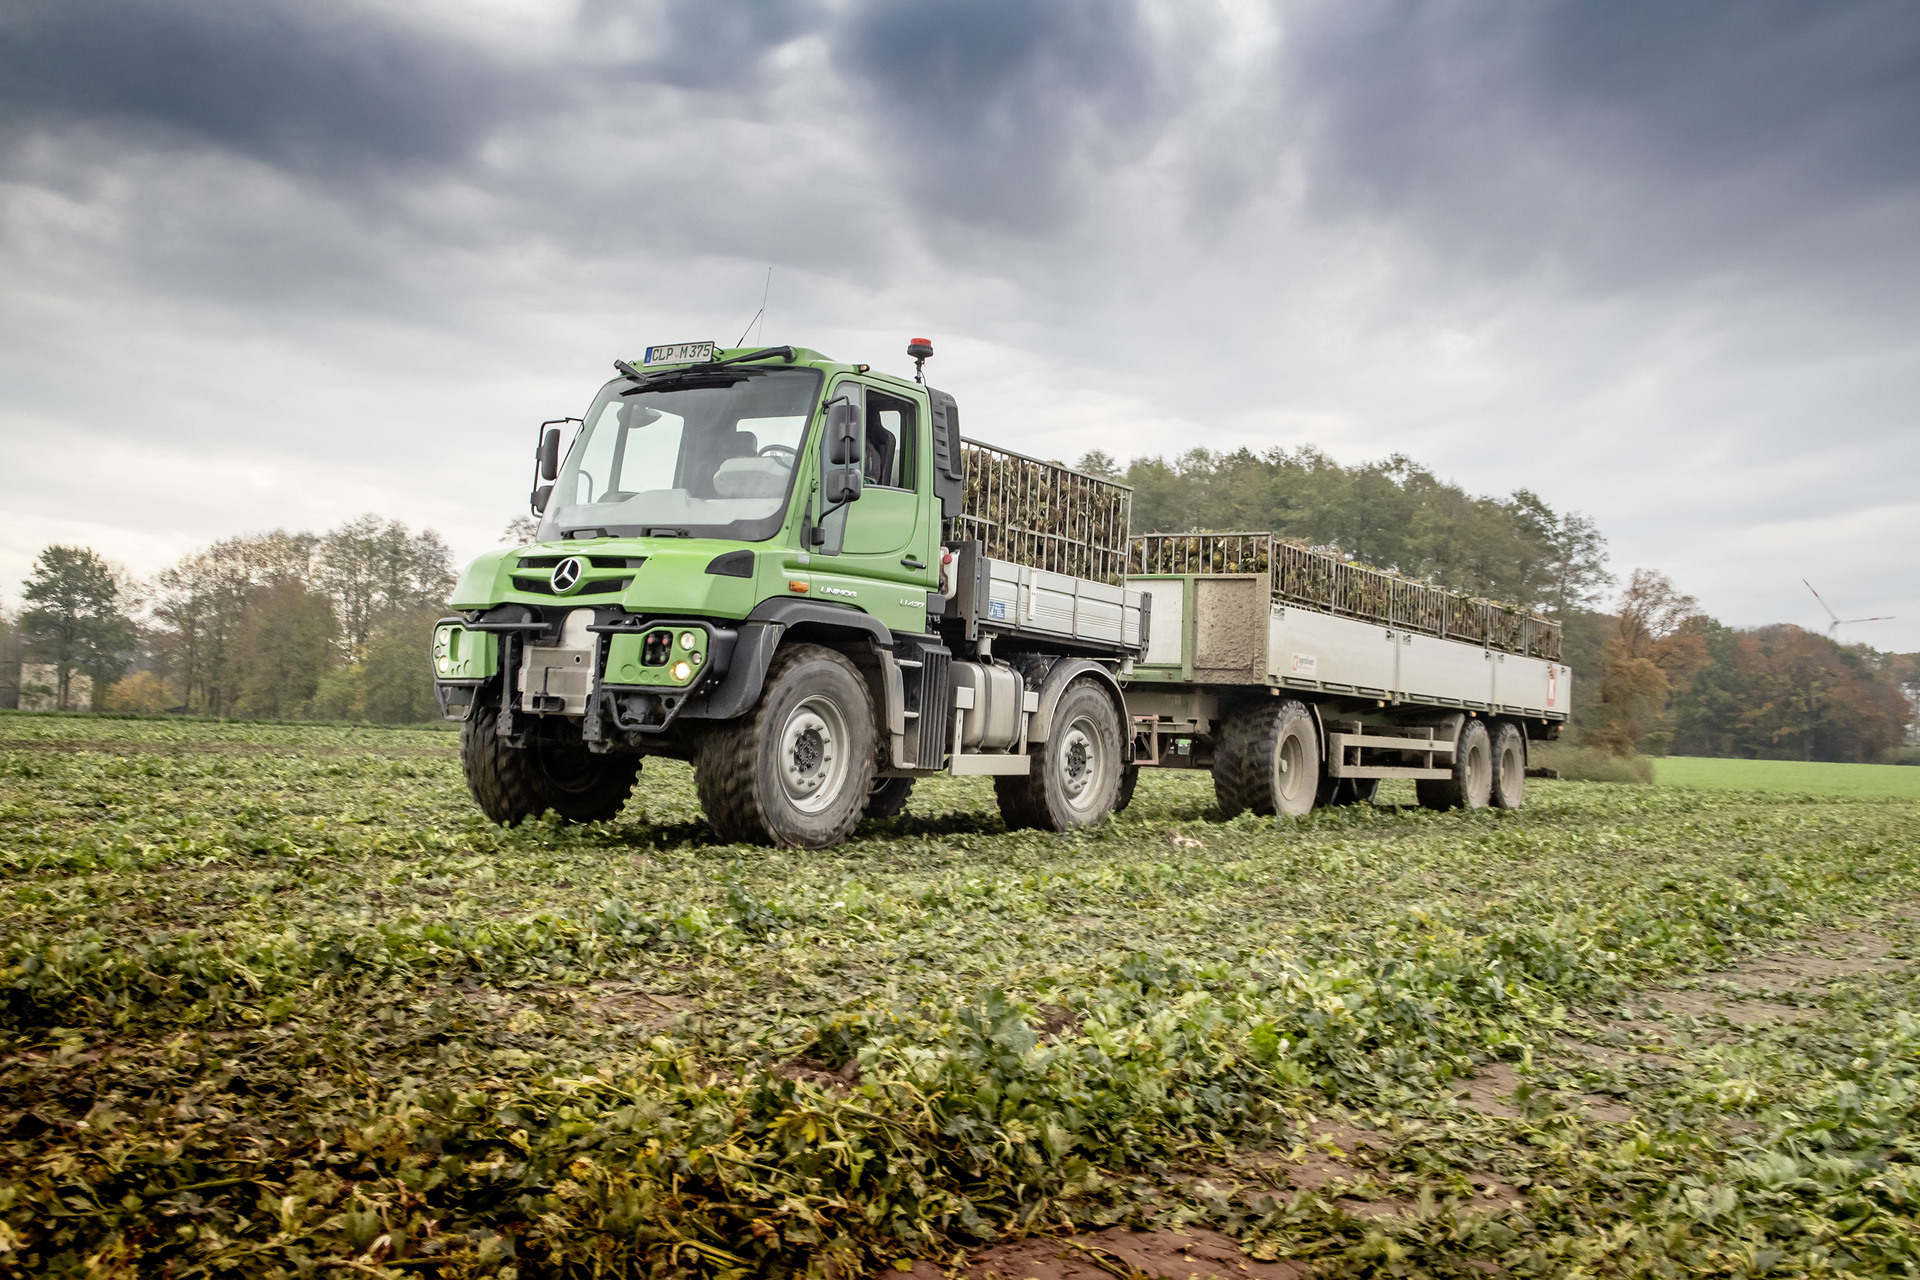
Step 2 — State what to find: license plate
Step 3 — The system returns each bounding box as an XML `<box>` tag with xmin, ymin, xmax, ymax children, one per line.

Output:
<box><xmin>644</xmin><ymin>341</ymin><xmax>715</xmax><ymax>365</ymax></box>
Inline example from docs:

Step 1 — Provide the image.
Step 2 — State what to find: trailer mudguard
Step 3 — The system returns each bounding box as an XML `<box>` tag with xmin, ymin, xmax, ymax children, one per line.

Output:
<box><xmin>1015</xmin><ymin>655</ymin><xmax>1131</xmax><ymax>761</ymax></box>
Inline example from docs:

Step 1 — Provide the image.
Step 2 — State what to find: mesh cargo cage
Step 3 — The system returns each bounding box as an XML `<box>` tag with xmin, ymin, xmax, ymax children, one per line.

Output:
<box><xmin>943</xmin><ymin>440</ymin><xmax>1133</xmax><ymax>585</ymax></box>
<box><xmin>1127</xmin><ymin>532</ymin><xmax>1562</xmax><ymax>661</ymax></box>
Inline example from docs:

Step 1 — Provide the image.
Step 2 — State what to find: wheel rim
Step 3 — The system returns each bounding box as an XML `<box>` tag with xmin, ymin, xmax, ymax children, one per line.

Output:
<box><xmin>1058</xmin><ymin>713</ymin><xmax>1108</xmax><ymax>814</ymax></box>
<box><xmin>778</xmin><ymin>694</ymin><xmax>850</xmax><ymax>815</ymax></box>
<box><xmin>1467</xmin><ymin>741</ymin><xmax>1490</xmax><ymax>802</ymax></box>
<box><xmin>1500</xmin><ymin>741</ymin><xmax>1523</xmax><ymax>798</ymax></box>
<box><xmin>1276</xmin><ymin>730</ymin><xmax>1310</xmax><ymax>807</ymax></box>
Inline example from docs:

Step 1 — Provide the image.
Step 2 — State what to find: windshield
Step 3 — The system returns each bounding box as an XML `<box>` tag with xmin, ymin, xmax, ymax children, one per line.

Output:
<box><xmin>538</xmin><ymin>366</ymin><xmax>822</xmax><ymax>542</ymax></box>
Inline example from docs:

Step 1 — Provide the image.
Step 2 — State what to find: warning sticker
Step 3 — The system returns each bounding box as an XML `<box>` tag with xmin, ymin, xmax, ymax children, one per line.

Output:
<box><xmin>1546</xmin><ymin>666</ymin><xmax>1558</xmax><ymax>707</ymax></box>
<box><xmin>1290</xmin><ymin>653</ymin><xmax>1318</xmax><ymax>677</ymax></box>
<box><xmin>989</xmin><ymin>600</ymin><xmax>1010</xmax><ymax>621</ymax></box>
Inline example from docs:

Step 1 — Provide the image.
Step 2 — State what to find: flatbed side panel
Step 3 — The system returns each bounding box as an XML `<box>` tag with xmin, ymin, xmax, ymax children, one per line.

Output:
<box><xmin>1490</xmin><ymin>652</ymin><xmax>1572</xmax><ymax>718</ymax></box>
<box><xmin>1269</xmin><ymin>606</ymin><xmax>1397</xmax><ymax>695</ymax></box>
<box><xmin>1397</xmin><ymin>632</ymin><xmax>1494</xmax><ymax>705</ymax></box>
<box><xmin>979</xmin><ymin>557</ymin><xmax>1145</xmax><ymax>651</ymax></box>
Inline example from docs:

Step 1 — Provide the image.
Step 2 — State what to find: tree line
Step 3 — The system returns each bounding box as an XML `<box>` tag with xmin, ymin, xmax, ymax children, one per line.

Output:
<box><xmin>1572</xmin><ymin>570</ymin><xmax>1915</xmax><ymax>764</ymax></box>
<box><xmin>0</xmin><ymin>516</ymin><xmax>455</xmax><ymax>723</ymax></box>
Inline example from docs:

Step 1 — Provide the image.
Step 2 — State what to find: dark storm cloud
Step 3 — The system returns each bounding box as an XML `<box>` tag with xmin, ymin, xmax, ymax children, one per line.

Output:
<box><xmin>832</xmin><ymin>0</ymin><xmax>1184</xmax><ymax>233</ymax></box>
<box><xmin>0</xmin><ymin>0</ymin><xmax>526</xmax><ymax>173</ymax></box>
<box><xmin>1277</xmin><ymin>0</ymin><xmax>1920</xmax><ymax>284</ymax></box>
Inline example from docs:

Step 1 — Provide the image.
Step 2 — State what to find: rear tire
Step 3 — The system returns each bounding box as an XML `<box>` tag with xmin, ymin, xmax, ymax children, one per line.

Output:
<box><xmin>1489</xmin><ymin>722</ymin><xmax>1526</xmax><ymax>809</ymax></box>
<box><xmin>694</xmin><ymin>644</ymin><xmax>876</xmax><ymax>848</ymax></box>
<box><xmin>1417</xmin><ymin>718</ymin><xmax>1493</xmax><ymax>810</ymax></box>
<box><xmin>1213</xmin><ymin>700</ymin><xmax>1320</xmax><ymax>819</ymax></box>
<box><xmin>864</xmin><ymin>776</ymin><xmax>915</xmax><ymax>821</ymax></box>
<box><xmin>995</xmin><ymin>680</ymin><xmax>1122</xmax><ymax>831</ymax></box>
<box><xmin>461</xmin><ymin>702</ymin><xmax>547</xmax><ymax>826</ymax></box>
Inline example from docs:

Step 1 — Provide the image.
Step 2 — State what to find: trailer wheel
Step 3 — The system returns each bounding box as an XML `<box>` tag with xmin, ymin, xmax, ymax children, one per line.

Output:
<box><xmin>461</xmin><ymin>703</ymin><xmax>548</xmax><ymax>826</ymax></box>
<box><xmin>864</xmin><ymin>777</ymin><xmax>915</xmax><ymax>821</ymax></box>
<box><xmin>995</xmin><ymin>679</ymin><xmax>1121</xmax><ymax>831</ymax></box>
<box><xmin>694</xmin><ymin>643</ymin><xmax>876</xmax><ymax>849</ymax></box>
<box><xmin>1214</xmin><ymin>700</ymin><xmax>1319</xmax><ymax>819</ymax></box>
<box><xmin>1489</xmin><ymin>722</ymin><xmax>1525</xmax><ymax>809</ymax></box>
<box><xmin>1113</xmin><ymin>764</ymin><xmax>1140</xmax><ymax>813</ymax></box>
<box><xmin>1417</xmin><ymin>718</ymin><xmax>1493</xmax><ymax>810</ymax></box>
<box><xmin>1318</xmin><ymin>776</ymin><xmax>1379</xmax><ymax>807</ymax></box>
<box><xmin>529</xmin><ymin>735</ymin><xmax>640</xmax><ymax>823</ymax></box>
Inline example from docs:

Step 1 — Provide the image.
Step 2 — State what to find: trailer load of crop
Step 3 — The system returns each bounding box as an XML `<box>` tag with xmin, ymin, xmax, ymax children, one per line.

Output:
<box><xmin>1127</xmin><ymin>531</ymin><xmax>1561</xmax><ymax>661</ymax></box>
<box><xmin>944</xmin><ymin>440</ymin><xmax>1132</xmax><ymax>585</ymax></box>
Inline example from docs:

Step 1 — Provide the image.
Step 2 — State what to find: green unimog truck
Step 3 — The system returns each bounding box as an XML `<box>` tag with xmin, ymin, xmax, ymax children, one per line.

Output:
<box><xmin>434</xmin><ymin>340</ymin><xmax>1568</xmax><ymax>848</ymax></box>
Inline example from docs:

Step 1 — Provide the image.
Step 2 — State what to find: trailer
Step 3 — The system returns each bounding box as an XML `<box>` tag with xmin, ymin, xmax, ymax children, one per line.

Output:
<box><xmin>433</xmin><ymin>338</ymin><xmax>1569</xmax><ymax>846</ymax></box>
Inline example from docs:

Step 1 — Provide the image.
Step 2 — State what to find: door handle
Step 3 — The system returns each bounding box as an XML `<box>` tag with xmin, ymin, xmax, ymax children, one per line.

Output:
<box><xmin>901</xmin><ymin>556</ymin><xmax>926</xmax><ymax>570</ymax></box>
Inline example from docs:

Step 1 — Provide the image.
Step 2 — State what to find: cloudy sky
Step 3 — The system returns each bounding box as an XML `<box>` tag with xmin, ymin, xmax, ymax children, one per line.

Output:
<box><xmin>3</xmin><ymin>0</ymin><xmax>1917</xmax><ymax>647</ymax></box>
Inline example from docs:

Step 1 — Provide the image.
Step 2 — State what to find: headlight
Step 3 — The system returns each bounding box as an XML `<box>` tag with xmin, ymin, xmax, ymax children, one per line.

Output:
<box><xmin>671</xmin><ymin>660</ymin><xmax>692</xmax><ymax>681</ymax></box>
<box><xmin>679</xmin><ymin>630</ymin><xmax>697</xmax><ymax>651</ymax></box>
<box><xmin>436</xmin><ymin>657</ymin><xmax>451</xmax><ymax>674</ymax></box>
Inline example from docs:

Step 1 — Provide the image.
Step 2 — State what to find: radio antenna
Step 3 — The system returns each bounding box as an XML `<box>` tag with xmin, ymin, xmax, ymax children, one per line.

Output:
<box><xmin>735</xmin><ymin>267</ymin><xmax>772</xmax><ymax>348</ymax></box>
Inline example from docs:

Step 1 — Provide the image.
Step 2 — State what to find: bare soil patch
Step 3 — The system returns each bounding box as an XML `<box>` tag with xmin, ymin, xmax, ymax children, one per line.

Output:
<box><xmin>1450</xmin><ymin>1061</ymin><xmax>1522</xmax><ymax>1118</ymax></box>
<box><xmin>900</xmin><ymin>1224</ymin><xmax>1307</xmax><ymax>1280</ymax></box>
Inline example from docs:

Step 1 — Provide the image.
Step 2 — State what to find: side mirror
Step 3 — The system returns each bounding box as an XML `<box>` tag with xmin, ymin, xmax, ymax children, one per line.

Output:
<box><xmin>827</xmin><ymin>402</ymin><xmax>861</xmax><ymax>465</ymax></box>
<box><xmin>538</xmin><ymin>427</ymin><xmax>561</xmax><ymax>481</ymax></box>
<box><xmin>531</xmin><ymin>484</ymin><xmax>553</xmax><ymax>514</ymax></box>
<box><xmin>821</xmin><ymin>400</ymin><xmax>863</xmax><ymax>506</ymax></box>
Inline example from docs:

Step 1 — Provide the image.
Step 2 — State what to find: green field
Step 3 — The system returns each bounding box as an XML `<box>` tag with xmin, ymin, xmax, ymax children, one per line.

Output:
<box><xmin>5</xmin><ymin>710</ymin><xmax>1920</xmax><ymax>1277</ymax></box>
<box><xmin>1655</xmin><ymin>754</ymin><xmax>1920</xmax><ymax>800</ymax></box>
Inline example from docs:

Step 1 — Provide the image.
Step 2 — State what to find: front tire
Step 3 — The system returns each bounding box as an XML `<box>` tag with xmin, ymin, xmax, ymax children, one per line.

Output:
<box><xmin>695</xmin><ymin>644</ymin><xmax>876</xmax><ymax>848</ymax></box>
<box><xmin>1213</xmin><ymin>700</ymin><xmax>1320</xmax><ymax>818</ymax></box>
<box><xmin>1417</xmin><ymin>718</ymin><xmax>1493</xmax><ymax>810</ymax></box>
<box><xmin>462</xmin><ymin>702</ymin><xmax>547</xmax><ymax>826</ymax></box>
<box><xmin>459</xmin><ymin>703</ymin><xmax>639</xmax><ymax>825</ymax></box>
<box><xmin>529</xmin><ymin>735</ymin><xmax>640</xmax><ymax>823</ymax></box>
<box><xmin>1489</xmin><ymin>722</ymin><xmax>1526</xmax><ymax>809</ymax></box>
<box><xmin>995</xmin><ymin>680</ymin><xmax>1122</xmax><ymax>831</ymax></box>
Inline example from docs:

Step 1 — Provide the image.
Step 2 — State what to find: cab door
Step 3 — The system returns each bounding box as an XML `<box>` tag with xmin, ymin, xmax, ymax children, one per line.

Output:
<box><xmin>809</xmin><ymin>378</ymin><xmax>938</xmax><ymax>633</ymax></box>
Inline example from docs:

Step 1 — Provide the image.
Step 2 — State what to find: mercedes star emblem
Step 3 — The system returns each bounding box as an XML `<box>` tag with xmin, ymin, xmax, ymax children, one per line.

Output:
<box><xmin>550</xmin><ymin>557</ymin><xmax>584</xmax><ymax>594</ymax></box>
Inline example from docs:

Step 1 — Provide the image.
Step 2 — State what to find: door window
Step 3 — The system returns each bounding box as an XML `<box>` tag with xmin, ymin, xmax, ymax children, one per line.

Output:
<box><xmin>863</xmin><ymin>391</ymin><xmax>917</xmax><ymax>490</ymax></box>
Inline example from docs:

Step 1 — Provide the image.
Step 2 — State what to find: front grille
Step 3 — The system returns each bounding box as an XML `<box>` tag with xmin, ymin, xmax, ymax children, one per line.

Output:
<box><xmin>510</xmin><ymin>575</ymin><xmax>634</xmax><ymax>597</ymax></box>
<box><xmin>518</xmin><ymin>555</ymin><xmax>645</xmax><ymax>570</ymax></box>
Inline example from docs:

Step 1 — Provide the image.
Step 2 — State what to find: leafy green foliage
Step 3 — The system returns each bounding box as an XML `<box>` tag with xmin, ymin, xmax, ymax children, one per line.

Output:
<box><xmin>4</xmin><ymin>711</ymin><xmax>1920</xmax><ymax>1277</ymax></box>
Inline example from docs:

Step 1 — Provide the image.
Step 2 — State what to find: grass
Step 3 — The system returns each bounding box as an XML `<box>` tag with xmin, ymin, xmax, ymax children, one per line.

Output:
<box><xmin>5</xmin><ymin>708</ymin><xmax>1920</xmax><ymax>1277</ymax></box>
<box><xmin>1654</xmin><ymin>754</ymin><xmax>1920</xmax><ymax>800</ymax></box>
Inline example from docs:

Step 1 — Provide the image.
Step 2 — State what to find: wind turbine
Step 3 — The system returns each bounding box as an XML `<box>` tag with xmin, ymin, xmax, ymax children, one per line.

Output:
<box><xmin>1803</xmin><ymin>580</ymin><xmax>1895</xmax><ymax>641</ymax></box>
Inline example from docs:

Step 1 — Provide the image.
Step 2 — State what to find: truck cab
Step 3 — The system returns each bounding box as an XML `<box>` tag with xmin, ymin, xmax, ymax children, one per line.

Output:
<box><xmin>435</xmin><ymin>342</ymin><xmax>1141</xmax><ymax>848</ymax></box>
